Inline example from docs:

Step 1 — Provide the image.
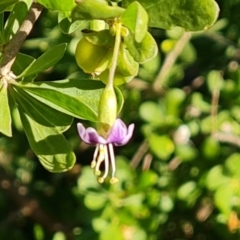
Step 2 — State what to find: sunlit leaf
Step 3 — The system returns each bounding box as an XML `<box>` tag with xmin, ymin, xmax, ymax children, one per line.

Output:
<box><xmin>148</xmin><ymin>134</ymin><xmax>174</xmax><ymax>160</ymax></box>
<box><xmin>0</xmin><ymin>82</ymin><xmax>12</xmax><ymax>137</ymax></box>
<box><xmin>121</xmin><ymin>1</ymin><xmax>148</xmax><ymax>42</ymax></box>
<box><xmin>10</xmin><ymin>87</ymin><xmax>75</xmax><ymax>172</ymax></box>
<box><xmin>3</xmin><ymin>1</ymin><xmax>28</xmax><ymax>41</ymax></box>
<box><xmin>37</xmin><ymin>0</ymin><xmax>75</xmax><ymax>11</ymax></box>
<box><xmin>14</xmin><ymin>79</ymin><xmax>123</xmax><ymax>122</ymax></box>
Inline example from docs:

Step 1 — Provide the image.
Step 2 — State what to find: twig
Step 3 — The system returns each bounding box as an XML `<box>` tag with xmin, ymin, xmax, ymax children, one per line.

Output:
<box><xmin>213</xmin><ymin>132</ymin><xmax>240</xmax><ymax>147</ymax></box>
<box><xmin>153</xmin><ymin>32</ymin><xmax>192</xmax><ymax>93</ymax></box>
<box><xmin>142</xmin><ymin>153</ymin><xmax>153</xmax><ymax>171</ymax></box>
<box><xmin>0</xmin><ymin>2</ymin><xmax>43</xmax><ymax>77</ymax></box>
<box><xmin>130</xmin><ymin>141</ymin><xmax>149</xmax><ymax>169</ymax></box>
<box><xmin>210</xmin><ymin>73</ymin><xmax>221</xmax><ymax>135</ymax></box>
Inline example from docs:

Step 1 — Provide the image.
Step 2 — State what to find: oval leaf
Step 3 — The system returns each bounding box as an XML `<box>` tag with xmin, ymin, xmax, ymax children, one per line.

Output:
<box><xmin>123</xmin><ymin>0</ymin><xmax>220</xmax><ymax>31</ymax></box>
<box><xmin>0</xmin><ymin>81</ymin><xmax>12</xmax><ymax>137</ymax></box>
<box><xmin>17</xmin><ymin>43</ymin><xmax>67</xmax><ymax>79</ymax></box>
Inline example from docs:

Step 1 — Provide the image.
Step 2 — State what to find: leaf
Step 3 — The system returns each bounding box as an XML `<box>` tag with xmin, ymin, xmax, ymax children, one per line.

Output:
<box><xmin>3</xmin><ymin>1</ymin><xmax>28</xmax><ymax>42</ymax></box>
<box><xmin>205</xmin><ymin>165</ymin><xmax>231</xmax><ymax>191</ymax></box>
<box><xmin>37</xmin><ymin>0</ymin><xmax>75</xmax><ymax>11</ymax></box>
<box><xmin>123</xmin><ymin>0</ymin><xmax>220</xmax><ymax>31</ymax></box>
<box><xmin>20</xmin><ymin>110</ymin><xmax>76</xmax><ymax>172</ymax></box>
<box><xmin>148</xmin><ymin>134</ymin><xmax>175</xmax><ymax>160</ymax></box>
<box><xmin>0</xmin><ymin>0</ymin><xmax>18</xmax><ymax>14</ymax></box>
<box><xmin>58</xmin><ymin>12</ymin><xmax>86</xmax><ymax>34</ymax></box>
<box><xmin>124</xmin><ymin>32</ymin><xmax>158</xmax><ymax>63</ymax></box>
<box><xmin>71</xmin><ymin>0</ymin><xmax>124</xmax><ymax>20</ymax></box>
<box><xmin>17</xmin><ymin>43</ymin><xmax>67</xmax><ymax>79</ymax></box>
<box><xmin>139</xmin><ymin>101</ymin><xmax>163</xmax><ymax>125</ymax></box>
<box><xmin>12</xmin><ymin>53</ymin><xmax>36</xmax><ymax>82</ymax></box>
<box><xmin>121</xmin><ymin>1</ymin><xmax>148</xmax><ymax>42</ymax></box>
<box><xmin>10</xmin><ymin>87</ymin><xmax>75</xmax><ymax>172</ymax></box>
<box><xmin>14</xmin><ymin>79</ymin><xmax>124</xmax><ymax>122</ymax></box>
<box><xmin>214</xmin><ymin>184</ymin><xmax>234</xmax><ymax>217</ymax></box>
<box><xmin>225</xmin><ymin>153</ymin><xmax>240</xmax><ymax>176</ymax></box>
<box><xmin>11</xmin><ymin>86</ymin><xmax>73</xmax><ymax>131</ymax></box>
<box><xmin>0</xmin><ymin>81</ymin><xmax>12</xmax><ymax>137</ymax></box>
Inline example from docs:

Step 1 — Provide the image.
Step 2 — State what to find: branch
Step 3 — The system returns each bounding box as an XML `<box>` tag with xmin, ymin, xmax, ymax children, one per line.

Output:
<box><xmin>130</xmin><ymin>140</ymin><xmax>149</xmax><ymax>169</ymax></box>
<box><xmin>0</xmin><ymin>2</ymin><xmax>43</xmax><ymax>77</ymax></box>
<box><xmin>213</xmin><ymin>132</ymin><xmax>240</xmax><ymax>147</ymax></box>
<box><xmin>153</xmin><ymin>32</ymin><xmax>192</xmax><ymax>93</ymax></box>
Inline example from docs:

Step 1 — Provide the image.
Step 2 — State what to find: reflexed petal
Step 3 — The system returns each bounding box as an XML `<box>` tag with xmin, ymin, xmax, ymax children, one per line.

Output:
<box><xmin>77</xmin><ymin>123</ymin><xmax>106</xmax><ymax>145</ymax></box>
<box><xmin>107</xmin><ymin>118</ymin><xmax>135</xmax><ymax>146</ymax></box>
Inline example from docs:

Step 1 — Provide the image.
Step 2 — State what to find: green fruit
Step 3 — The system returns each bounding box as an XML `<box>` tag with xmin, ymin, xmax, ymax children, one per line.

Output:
<box><xmin>75</xmin><ymin>37</ymin><xmax>109</xmax><ymax>74</ymax></box>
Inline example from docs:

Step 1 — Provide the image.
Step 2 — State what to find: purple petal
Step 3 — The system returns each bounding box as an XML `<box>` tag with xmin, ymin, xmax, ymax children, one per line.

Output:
<box><xmin>77</xmin><ymin>123</ymin><xmax>106</xmax><ymax>145</ymax></box>
<box><xmin>107</xmin><ymin>119</ymin><xmax>135</xmax><ymax>146</ymax></box>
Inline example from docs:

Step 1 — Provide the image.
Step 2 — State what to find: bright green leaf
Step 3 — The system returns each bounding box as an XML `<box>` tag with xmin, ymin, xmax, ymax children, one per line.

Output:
<box><xmin>123</xmin><ymin>0</ymin><xmax>219</xmax><ymax>31</ymax></box>
<box><xmin>207</xmin><ymin>70</ymin><xmax>223</xmax><ymax>93</ymax></box>
<box><xmin>71</xmin><ymin>0</ymin><xmax>124</xmax><ymax>20</ymax></box>
<box><xmin>17</xmin><ymin>43</ymin><xmax>67</xmax><ymax>79</ymax></box>
<box><xmin>205</xmin><ymin>165</ymin><xmax>231</xmax><ymax>190</ymax></box>
<box><xmin>38</xmin><ymin>0</ymin><xmax>75</xmax><ymax>11</ymax></box>
<box><xmin>0</xmin><ymin>81</ymin><xmax>12</xmax><ymax>137</ymax></box>
<box><xmin>225</xmin><ymin>153</ymin><xmax>240</xmax><ymax>176</ymax></box>
<box><xmin>121</xmin><ymin>1</ymin><xmax>148</xmax><ymax>42</ymax></box>
<box><xmin>148</xmin><ymin>134</ymin><xmax>174</xmax><ymax>160</ymax></box>
<box><xmin>139</xmin><ymin>101</ymin><xmax>163</xmax><ymax>125</ymax></box>
<box><xmin>214</xmin><ymin>184</ymin><xmax>234</xmax><ymax>217</ymax></box>
<box><xmin>84</xmin><ymin>193</ymin><xmax>107</xmax><ymax>210</ymax></box>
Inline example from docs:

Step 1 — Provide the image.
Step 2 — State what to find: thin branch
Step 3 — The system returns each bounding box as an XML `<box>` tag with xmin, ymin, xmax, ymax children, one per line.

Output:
<box><xmin>0</xmin><ymin>2</ymin><xmax>43</xmax><ymax>77</ymax></box>
<box><xmin>210</xmin><ymin>73</ymin><xmax>221</xmax><ymax>135</ymax></box>
<box><xmin>130</xmin><ymin>141</ymin><xmax>149</xmax><ymax>169</ymax></box>
<box><xmin>153</xmin><ymin>32</ymin><xmax>192</xmax><ymax>93</ymax></box>
<box><xmin>213</xmin><ymin>132</ymin><xmax>240</xmax><ymax>147</ymax></box>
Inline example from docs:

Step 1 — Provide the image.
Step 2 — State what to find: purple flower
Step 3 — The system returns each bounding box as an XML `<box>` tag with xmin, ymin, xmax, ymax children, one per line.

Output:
<box><xmin>77</xmin><ymin>119</ymin><xmax>134</xmax><ymax>183</ymax></box>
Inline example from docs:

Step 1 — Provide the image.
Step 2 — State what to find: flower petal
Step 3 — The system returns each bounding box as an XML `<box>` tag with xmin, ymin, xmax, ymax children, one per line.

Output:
<box><xmin>77</xmin><ymin>123</ymin><xmax>106</xmax><ymax>145</ymax></box>
<box><xmin>107</xmin><ymin>119</ymin><xmax>134</xmax><ymax>146</ymax></box>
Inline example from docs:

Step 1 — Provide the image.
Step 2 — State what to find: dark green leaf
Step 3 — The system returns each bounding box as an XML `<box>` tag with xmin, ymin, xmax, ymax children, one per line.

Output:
<box><xmin>123</xmin><ymin>0</ymin><xmax>219</xmax><ymax>31</ymax></box>
<box><xmin>58</xmin><ymin>12</ymin><xmax>86</xmax><ymax>34</ymax></box>
<box><xmin>0</xmin><ymin>81</ymin><xmax>12</xmax><ymax>137</ymax></box>
<box><xmin>0</xmin><ymin>0</ymin><xmax>18</xmax><ymax>14</ymax></box>
<box><xmin>4</xmin><ymin>1</ymin><xmax>28</xmax><ymax>42</ymax></box>
<box><xmin>17</xmin><ymin>43</ymin><xmax>67</xmax><ymax>79</ymax></box>
<box><xmin>12</xmin><ymin>53</ymin><xmax>36</xmax><ymax>82</ymax></box>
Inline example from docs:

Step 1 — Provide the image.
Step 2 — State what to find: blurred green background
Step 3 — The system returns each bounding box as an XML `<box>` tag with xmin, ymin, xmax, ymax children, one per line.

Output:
<box><xmin>1</xmin><ymin>1</ymin><xmax>240</xmax><ymax>239</ymax></box>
